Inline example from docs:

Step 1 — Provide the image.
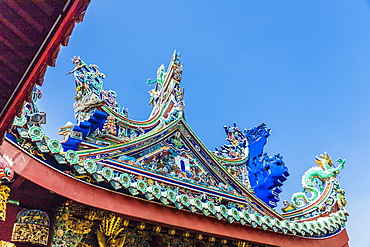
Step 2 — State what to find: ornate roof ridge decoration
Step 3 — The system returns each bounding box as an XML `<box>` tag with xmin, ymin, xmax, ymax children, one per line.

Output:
<box><xmin>282</xmin><ymin>153</ymin><xmax>347</xmax><ymax>218</ymax></box>
<box><xmin>7</xmin><ymin>52</ymin><xmax>348</xmax><ymax>240</ymax></box>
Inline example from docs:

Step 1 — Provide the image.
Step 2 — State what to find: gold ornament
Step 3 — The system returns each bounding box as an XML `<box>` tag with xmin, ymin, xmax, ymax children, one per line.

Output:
<box><xmin>56</xmin><ymin>229</ymin><xmax>64</xmax><ymax>237</ymax></box>
<box><xmin>237</xmin><ymin>241</ymin><xmax>252</xmax><ymax>247</ymax></box>
<box><xmin>0</xmin><ymin>185</ymin><xmax>10</xmax><ymax>221</ymax></box>
<box><xmin>181</xmin><ymin>231</ymin><xmax>190</xmax><ymax>238</ymax></box>
<box><xmin>196</xmin><ymin>234</ymin><xmax>203</xmax><ymax>240</ymax></box>
<box><xmin>123</xmin><ymin>218</ymin><xmax>129</xmax><ymax>227</ymax></box>
<box><xmin>0</xmin><ymin>240</ymin><xmax>16</xmax><ymax>247</ymax></box>
<box><xmin>208</xmin><ymin>236</ymin><xmax>216</xmax><ymax>242</ymax></box>
<box><xmin>66</xmin><ymin>216</ymin><xmax>93</xmax><ymax>234</ymax></box>
<box><xmin>84</xmin><ymin>208</ymin><xmax>106</xmax><ymax>221</ymax></box>
<box><xmin>11</xmin><ymin>223</ymin><xmax>49</xmax><ymax>245</ymax></box>
<box><xmin>152</xmin><ymin>226</ymin><xmax>161</xmax><ymax>233</ymax></box>
<box><xmin>62</xmin><ymin>213</ymin><xmax>69</xmax><ymax>221</ymax></box>
<box><xmin>97</xmin><ymin>214</ymin><xmax>127</xmax><ymax>247</ymax></box>
<box><xmin>136</xmin><ymin>222</ymin><xmax>145</xmax><ymax>230</ymax></box>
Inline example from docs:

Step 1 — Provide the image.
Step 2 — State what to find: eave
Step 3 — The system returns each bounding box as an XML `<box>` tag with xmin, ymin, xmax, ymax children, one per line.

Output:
<box><xmin>1</xmin><ymin>138</ymin><xmax>350</xmax><ymax>247</ymax></box>
<box><xmin>0</xmin><ymin>0</ymin><xmax>91</xmax><ymax>144</ymax></box>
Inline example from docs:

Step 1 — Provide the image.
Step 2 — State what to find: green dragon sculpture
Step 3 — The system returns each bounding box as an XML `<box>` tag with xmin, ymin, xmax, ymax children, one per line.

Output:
<box><xmin>291</xmin><ymin>152</ymin><xmax>345</xmax><ymax>208</ymax></box>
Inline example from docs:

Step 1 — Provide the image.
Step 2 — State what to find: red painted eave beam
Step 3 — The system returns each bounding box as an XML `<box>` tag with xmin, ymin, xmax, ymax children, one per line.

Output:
<box><xmin>0</xmin><ymin>0</ymin><xmax>90</xmax><ymax>144</ymax></box>
<box><xmin>0</xmin><ymin>139</ymin><xmax>350</xmax><ymax>247</ymax></box>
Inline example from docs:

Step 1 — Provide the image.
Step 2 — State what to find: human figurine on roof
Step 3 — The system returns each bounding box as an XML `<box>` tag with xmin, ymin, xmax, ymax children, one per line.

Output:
<box><xmin>148</xmin><ymin>88</ymin><xmax>160</xmax><ymax>106</ymax></box>
<box><xmin>67</xmin><ymin>56</ymin><xmax>90</xmax><ymax>97</ymax></box>
<box><xmin>67</xmin><ymin>56</ymin><xmax>84</xmax><ymax>74</ymax></box>
<box><xmin>26</xmin><ymin>86</ymin><xmax>42</xmax><ymax>114</ymax></box>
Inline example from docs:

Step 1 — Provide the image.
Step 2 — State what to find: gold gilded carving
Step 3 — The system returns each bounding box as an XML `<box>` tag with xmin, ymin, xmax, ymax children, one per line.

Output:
<box><xmin>51</xmin><ymin>204</ymin><xmax>96</xmax><ymax>247</ymax></box>
<box><xmin>69</xmin><ymin>204</ymin><xmax>86</xmax><ymax>215</ymax></box>
<box><xmin>84</xmin><ymin>208</ymin><xmax>105</xmax><ymax>221</ymax></box>
<box><xmin>97</xmin><ymin>214</ymin><xmax>127</xmax><ymax>247</ymax></box>
<box><xmin>136</xmin><ymin>222</ymin><xmax>145</xmax><ymax>230</ymax></box>
<box><xmin>11</xmin><ymin>223</ymin><xmax>49</xmax><ymax>245</ymax></box>
<box><xmin>12</xmin><ymin>209</ymin><xmax>50</xmax><ymax>245</ymax></box>
<box><xmin>152</xmin><ymin>226</ymin><xmax>161</xmax><ymax>233</ymax></box>
<box><xmin>0</xmin><ymin>240</ymin><xmax>16</xmax><ymax>247</ymax></box>
<box><xmin>181</xmin><ymin>231</ymin><xmax>190</xmax><ymax>238</ymax></box>
<box><xmin>99</xmin><ymin>214</ymin><xmax>126</xmax><ymax>237</ymax></box>
<box><xmin>136</xmin><ymin>230</ymin><xmax>151</xmax><ymax>242</ymax></box>
<box><xmin>66</xmin><ymin>216</ymin><xmax>93</xmax><ymax>234</ymax></box>
<box><xmin>162</xmin><ymin>234</ymin><xmax>174</xmax><ymax>245</ymax></box>
<box><xmin>62</xmin><ymin>213</ymin><xmax>69</xmax><ymax>221</ymax></box>
<box><xmin>208</xmin><ymin>236</ymin><xmax>216</xmax><ymax>242</ymax></box>
<box><xmin>236</xmin><ymin>242</ymin><xmax>252</xmax><ymax>247</ymax></box>
<box><xmin>195</xmin><ymin>233</ymin><xmax>203</xmax><ymax>240</ymax></box>
<box><xmin>182</xmin><ymin>237</ymin><xmax>197</xmax><ymax>247</ymax></box>
<box><xmin>77</xmin><ymin>243</ymin><xmax>94</xmax><ymax>247</ymax></box>
<box><xmin>122</xmin><ymin>219</ymin><xmax>129</xmax><ymax>228</ymax></box>
<box><xmin>16</xmin><ymin>209</ymin><xmax>49</xmax><ymax>226</ymax></box>
<box><xmin>0</xmin><ymin>185</ymin><xmax>10</xmax><ymax>221</ymax></box>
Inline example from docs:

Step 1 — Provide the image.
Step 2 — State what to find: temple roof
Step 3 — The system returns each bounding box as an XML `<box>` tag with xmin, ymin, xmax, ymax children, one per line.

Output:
<box><xmin>3</xmin><ymin>54</ymin><xmax>349</xmax><ymax>244</ymax></box>
<box><xmin>0</xmin><ymin>2</ymin><xmax>349</xmax><ymax>244</ymax></box>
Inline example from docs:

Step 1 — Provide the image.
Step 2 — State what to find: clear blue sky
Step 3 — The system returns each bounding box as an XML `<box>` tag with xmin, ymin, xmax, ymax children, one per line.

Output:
<box><xmin>39</xmin><ymin>1</ymin><xmax>370</xmax><ymax>245</ymax></box>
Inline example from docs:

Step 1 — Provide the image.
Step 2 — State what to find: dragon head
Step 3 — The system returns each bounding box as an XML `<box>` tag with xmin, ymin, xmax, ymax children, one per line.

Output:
<box><xmin>314</xmin><ymin>152</ymin><xmax>333</xmax><ymax>170</ymax></box>
<box><xmin>0</xmin><ymin>153</ymin><xmax>14</xmax><ymax>183</ymax></box>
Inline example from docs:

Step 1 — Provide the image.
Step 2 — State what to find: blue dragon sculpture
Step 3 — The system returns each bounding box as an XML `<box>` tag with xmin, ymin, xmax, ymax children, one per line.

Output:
<box><xmin>245</xmin><ymin>124</ymin><xmax>290</xmax><ymax>208</ymax></box>
<box><xmin>215</xmin><ymin>123</ymin><xmax>290</xmax><ymax>208</ymax></box>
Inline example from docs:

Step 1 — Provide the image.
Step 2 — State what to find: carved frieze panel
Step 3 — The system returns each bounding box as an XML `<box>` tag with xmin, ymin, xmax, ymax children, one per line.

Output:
<box><xmin>11</xmin><ymin>209</ymin><xmax>50</xmax><ymax>245</ymax></box>
<box><xmin>11</xmin><ymin>223</ymin><xmax>49</xmax><ymax>245</ymax></box>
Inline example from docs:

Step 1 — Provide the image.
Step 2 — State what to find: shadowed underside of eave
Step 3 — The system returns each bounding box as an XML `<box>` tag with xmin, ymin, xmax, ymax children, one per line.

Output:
<box><xmin>0</xmin><ymin>0</ymin><xmax>91</xmax><ymax>143</ymax></box>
